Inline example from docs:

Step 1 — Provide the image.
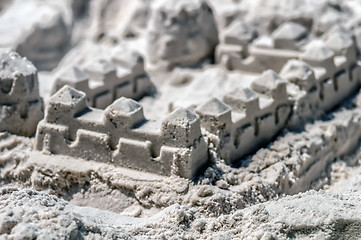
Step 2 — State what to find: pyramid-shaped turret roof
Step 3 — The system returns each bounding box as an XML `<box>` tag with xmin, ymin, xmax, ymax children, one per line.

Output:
<box><xmin>324</xmin><ymin>32</ymin><xmax>353</xmax><ymax>52</ymax></box>
<box><xmin>164</xmin><ymin>108</ymin><xmax>198</xmax><ymax>127</ymax></box>
<box><xmin>252</xmin><ymin>70</ymin><xmax>285</xmax><ymax>94</ymax></box>
<box><xmin>272</xmin><ymin>22</ymin><xmax>307</xmax><ymax>40</ymax></box>
<box><xmin>280</xmin><ymin>59</ymin><xmax>314</xmax><ymax>81</ymax></box>
<box><xmin>84</xmin><ymin>59</ymin><xmax>116</xmax><ymax>75</ymax></box>
<box><xmin>112</xmin><ymin>47</ymin><xmax>144</xmax><ymax>70</ymax></box>
<box><xmin>224</xmin><ymin>20</ymin><xmax>257</xmax><ymax>42</ymax></box>
<box><xmin>49</xmin><ymin>85</ymin><xmax>86</xmax><ymax>106</ymax></box>
<box><xmin>107</xmin><ymin>97</ymin><xmax>142</xmax><ymax>116</ymax></box>
<box><xmin>59</xmin><ymin>67</ymin><xmax>88</xmax><ymax>83</ymax></box>
<box><xmin>196</xmin><ymin>98</ymin><xmax>230</xmax><ymax>117</ymax></box>
<box><xmin>301</xmin><ymin>40</ymin><xmax>335</xmax><ymax>61</ymax></box>
<box><xmin>324</xmin><ymin>24</ymin><xmax>353</xmax><ymax>40</ymax></box>
<box><xmin>229</xmin><ymin>88</ymin><xmax>259</xmax><ymax>102</ymax></box>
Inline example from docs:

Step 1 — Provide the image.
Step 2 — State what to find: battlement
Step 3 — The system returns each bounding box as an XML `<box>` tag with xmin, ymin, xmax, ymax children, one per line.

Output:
<box><xmin>196</xmin><ymin>51</ymin><xmax>361</xmax><ymax>163</ymax></box>
<box><xmin>223</xmin><ymin>88</ymin><xmax>260</xmax><ymax>115</ymax></box>
<box><xmin>196</xmin><ymin>70</ymin><xmax>292</xmax><ymax>163</ymax></box>
<box><xmin>273</xmin><ymin>22</ymin><xmax>308</xmax><ymax>49</ymax></box>
<box><xmin>52</xmin><ymin>48</ymin><xmax>154</xmax><ymax>109</ymax></box>
<box><xmin>216</xmin><ymin>21</ymin><xmax>357</xmax><ymax>74</ymax></box>
<box><xmin>300</xmin><ymin>40</ymin><xmax>336</xmax><ymax>74</ymax></box>
<box><xmin>291</xmin><ymin>37</ymin><xmax>360</xmax><ymax>113</ymax></box>
<box><xmin>35</xmin><ymin>86</ymin><xmax>208</xmax><ymax>179</ymax></box>
<box><xmin>279</xmin><ymin>59</ymin><xmax>317</xmax><ymax>92</ymax></box>
<box><xmin>0</xmin><ymin>50</ymin><xmax>43</xmax><ymax>136</ymax></box>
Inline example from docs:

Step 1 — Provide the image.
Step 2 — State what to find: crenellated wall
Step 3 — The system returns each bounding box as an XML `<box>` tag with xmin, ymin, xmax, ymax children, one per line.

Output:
<box><xmin>216</xmin><ymin>22</ymin><xmax>359</xmax><ymax>75</ymax></box>
<box><xmin>51</xmin><ymin>48</ymin><xmax>154</xmax><ymax>109</ymax></box>
<box><xmin>194</xmin><ymin>23</ymin><xmax>361</xmax><ymax>164</ymax></box>
<box><xmin>35</xmin><ymin>85</ymin><xmax>208</xmax><ymax>179</ymax></box>
<box><xmin>195</xmin><ymin>70</ymin><xmax>292</xmax><ymax>164</ymax></box>
<box><xmin>196</xmin><ymin>46</ymin><xmax>361</xmax><ymax>164</ymax></box>
<box><xmin>32</xmin><ymin>22</ymin><xmax>361</xmax><ymax>175</ymax></box>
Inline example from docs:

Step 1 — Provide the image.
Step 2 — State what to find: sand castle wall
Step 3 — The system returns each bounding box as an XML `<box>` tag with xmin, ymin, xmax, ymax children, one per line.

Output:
<box><xmin>195</xmin><ymin>70</ymin><xmax>292</xmax><ymax>164</ymax></box>
<box><xmin>197</xmin><ymin>26</ymin><xmax>361</xmax><ymax>164</ymax></box>
<box><xmin>216</xmin><ymin>22</ymin><xmax>358</xmax><ymax>75</ymax></box>
<box><xmin>38</xmin><ymin>24</ymin><xmax>361</xmax><ymax>169</ymax></box>
<box><xmin>35</xmin><ymin>86</ymin><xmax>208</xmax><ymax>179</ymax></box>
<box><xmin>52</xmin><ymin>49</ymin><xmax>154</xmax><ymax>109</ymax></box>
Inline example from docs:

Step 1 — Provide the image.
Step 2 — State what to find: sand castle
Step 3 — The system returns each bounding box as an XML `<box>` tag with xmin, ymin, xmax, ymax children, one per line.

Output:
<box><xmin>0</xmin><ymin>50</ymin><xmax>43</xmax><ymax>137</ymax></box>
<box><xmin>195</xmin><ymin>70</ymin><xmax>291</xmax><ymax>163</ymax></box>
<box><xmin>197</xmin><ymin>24</ymin><xmax>361</xmax><ymax>164</ymax></box>
<box><xmin>0</xmin><ymin>2</ymin><xmax>360</xmax><ymax>179</ymax></box>
<box><xmin>2</xmin><ymin>19</ymin><xmax>361</xmax><ymax>177</ymax></box>
<box><xmin>6</xmin><ymin>1</ymin><xmax>361</xmax><ymax>239</ymax></box>
<box><xmin>195</xmin><ymin>57</ymin><xmax>360</xmax><ymax>163</ymax></box>
<box><xmin>216</xmin><ymin>22</ymin><xmax>358</xmax><ymax>74</ymax></box>
<box><xmin>33</xmin><ymin>32</ymin><xmax>361</xmax><ymax>174</ymax></box>
<box><xmin>52</xmin><ymin>48</ymin><xmax>154</xmax><ymax>109</ymax></box>
<box><xmin>35</xmin><ymin>85</ymin><xmax>208</xmax><ymax>179</ymax></box>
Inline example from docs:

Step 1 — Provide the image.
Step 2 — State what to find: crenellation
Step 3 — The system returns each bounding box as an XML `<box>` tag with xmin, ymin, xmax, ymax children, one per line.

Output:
<box><xmin>53</xmin><ymin>67</ymin><xmax>89</xmax><ymax>92</ymax></box>
<box><xmin>161</xmin><ymin>108</ymin><xmax>203</xmax><ymax>148</ymax></box>
<box><xmin>214</xmin><ymin>20</ymin><xmax>361</xmax><ymax>133</ymax></box>
<box><xmin>45</xmin><ymin>85</ymin><xmax>87</xmax><ymax>124</ymax></box>
<box><xmin>40</xmin><ymin>17</ymin><xmax>361</xmax><ymax>168</ymax></box>
<box><xmin>195</xmin><ymin>70</ymin><xmax>292</xmax><ymax>163</ymax></box>
<box><xmin>104</xmin><ymin>97</ymin><xmax>145</xmax><ymax>129</ymax></box>
<box><xmin>196</xmin><ymin>25</ymin><xmax>361</xmax><ymax>163</ymax></box>
<box><xmin>52</xmin><ymin>49</ymin><xmax>154</xmax><ymax>109</ymax></box>
<box><xmin>216</xmin><ymin>21</ymin><xmax>361</xmax><ymax>76</ymax></box>
<box><xmin>111</xmin><ymin>47</ymin><xmax>146</xmax><ymax>77</ymax></box>
<box><xmin>35</xmin><ymin>85</ymin><xmax>208</xmax><ymax>179</ymax></box>
<box><xmin>4</xmin><ymin>11</ymin><xmax>361</xmax><ymax>181</ymax></box>
<box><xmin>280</xmin><ymin>59</ymin><xmax>320</xmax><ymax>128</ymax></box>
<box><xmin>251</xmin><ymin>70</ymin><xmax>288</xmax><ymax>100</ymax></box>
<box><xmin>83</xmin><ymin>59</ymin><xmax>118</xmax><ymax>109</ymax></box>
<box><xmin>196</xmin><ymin>98</ymin><xmax>232</xmax><ymax>135</ymax></box>
<box><xmin>223</xmin><ymin>88</ymin><xmax>260</xmax><ymax>115</ymax></box>
<box><xmin>271</xmin><ymin>22</ymin><xmax>308</xmax><ymax>51</ymax></box>
<box><xmin>300</xmin><ymin>40</ymin><xmax>336</xmax><ymax>74</ymax></box>
<box><xmin>6</xmin><ymin>2</ymin><xmax>361</xmax><ymax>234</ymax></box>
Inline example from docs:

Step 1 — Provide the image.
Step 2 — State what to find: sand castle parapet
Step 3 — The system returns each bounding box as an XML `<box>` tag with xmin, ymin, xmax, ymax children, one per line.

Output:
<box><xmin>52</xmin><ymin>48</ymin><xmax>154</xmax><ymax>109</ymax></box>
<box><xmin>35</xmin><ymin>85</ymin><xmax>208</xmax><ymax>179</ymax></box>
<box><xmin>195</xmin><ymin>70</ymin><xmax>292</xmax><ymax>163</ymax></box>
<box><xmin>198</xmin><ymin>27</ymin><xmax>361</xmax><ymax>163</ymax></box>
<box><xmin>216</xmin><ymin>21</ymin><xmax>360</xmax><ymax>75</ymax></box>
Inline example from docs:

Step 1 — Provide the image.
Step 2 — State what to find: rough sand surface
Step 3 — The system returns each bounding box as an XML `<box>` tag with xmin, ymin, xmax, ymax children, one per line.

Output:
<box><xmin>0</xmin><ymin>187</ymin><xmax>361</xmax><ymax>239</ymax></box>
